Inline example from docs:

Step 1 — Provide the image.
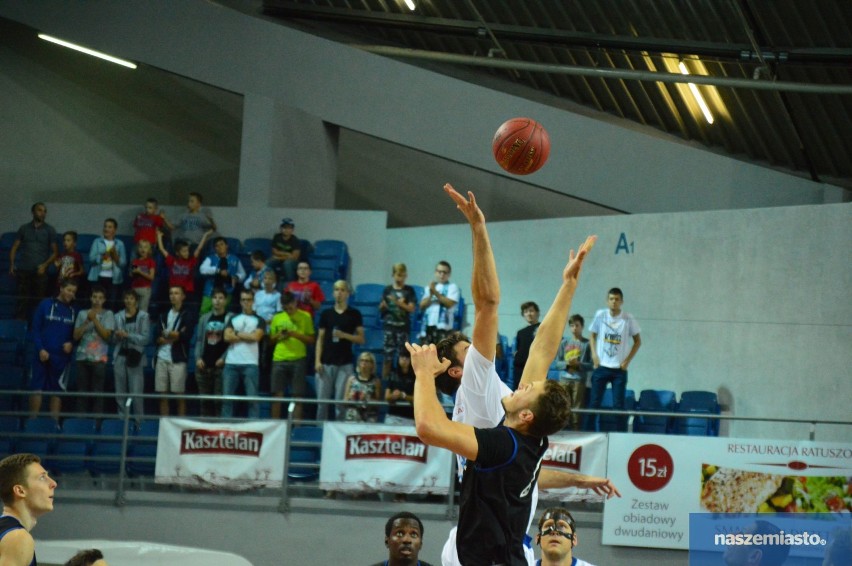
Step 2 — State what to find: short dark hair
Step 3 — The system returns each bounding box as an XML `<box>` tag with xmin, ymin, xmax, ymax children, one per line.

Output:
<box><xmin>211</xmin><ymin>287</ymin><xmax>227</xmax><ymax>299</ymax></box>
<box><xmin>63</xmin><ymin>230</ymin><xmax>78</xmax><ymax>242</ymax></box>
<box><xmin>173</xmin><ymin>239</ymin><xmax>190</xmax><ymax>252</ymax></box>
<box><xmin>213</xmin><ymin>236</ymin><xmax>227</xmax><ymax>247</ymax></box>
<box><xmin>520</xmin><ymin>301</ymin><xmax>539</xmax><ymax>314</ymax></box>
<box><xmin>90</xmin><ymin>284</ymin><xmax>107</xmax><ymax>298</ymax></box>
<box><xmin>528</xmin><ymin>380</ymin><xmax>573</xmax><ymax>437</ymax></box>
<box><xmin>31</xmin><ymin>202</ymin><xmax>46</xmax><ymax>213</ymax></box>
<box><xmin>189</xmin><ymin>191</ymin><xmax>203</xmax><ymax>203</ymax></box>
<box><xmin>568</xmin><ymin>314</ymin><xmax>584</xmax><ymax>326</ymax></box>
<box><xmin>146</xmin><ymin>197</ymin><xmax>158</xmax><ymax>206</ymax></box>
<box><xmin>0</xmin><ymin>453</ymin><xmax>41</xmax><ymax>506</ymax></box>
<box><xmin>250</xmin><ymin>250</ymin><xmax>266</xmax><ymax>262</ymax></box>
<box><xmin>169</xmin><ymin>285</ymin><xmax>186</xmax><ymax>296</ymax></box>
<box><xmin>64</xmin><ymin>548</ymin><xmax>104</xmax><ymax>566</ymax></box>
<box><xmin>104</xmin><ymin>218</ymin><xmax>118</xmax><ymax>229</ymax></box>
<box><xmin>122</xmin><ymin>288</ymin><xmax>139</xmax><ymax>301</ymax></box>
<box><xmin>608</xmin><ymin>287</ymin><xmax>623</xmax><ymax>298</ymax></box>
<box><xmin>437</xmin><ymin>260</ymin><xmax>451</xmax><ymax>273</ymax></box>
<box><xmin>58</xmin><ymin>278</ymin><xmax>78</xmax><ymax>290</ymax></box>
<box><xmin>435</xmin><ymin>332</ymin><xmax>469</xmax><ymax>395</ymax></box>
<box><xmin>384</xmin><ymin>511</ymin><xmax>424</xmax><ymax>538</ymax></box>
<box><xmin>281</xmin><ymin>291</ymin><xmax>296</xmax><ymax>306</ymax></box>
<box><xmin>537</xmin><ymin>506</ymin><xmax>576</xmax><ymax>534</ymax></box>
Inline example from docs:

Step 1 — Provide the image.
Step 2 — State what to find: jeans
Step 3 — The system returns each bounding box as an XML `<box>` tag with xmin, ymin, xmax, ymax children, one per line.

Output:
<box><xmin>583</xmin><ymin>366</ymin><xmax>628</xmax><ymax>432</ymax></box>
<box><xmin>315</xmin><ymin>363</ymin><xmax>353</xmax><ymax>421</ymax></box>
<box><xmin>114</xmin><ymin>354</ymin><xmax>145</xmax><ymax>423</ymax></box>
<box><xmin>76</xmin><ymin>361</ymin><xmax>106</xmax><ymax>416</ymax></box>
<box><xmin>195</xmin><ymin>365</ymin><xmax>224</xmax><ymax>417</ymax></box>
<box><xmin>221</xmin><ymin>363</ymin><xmax>259</xmax><ymax>418</ymax></box>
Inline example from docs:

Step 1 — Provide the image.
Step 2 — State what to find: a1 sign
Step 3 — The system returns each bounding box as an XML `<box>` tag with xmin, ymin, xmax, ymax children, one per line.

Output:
<box><xmin>627</xmin><ymin>444</ymin><xmax>674</xmax><ymax>492</ymax></box>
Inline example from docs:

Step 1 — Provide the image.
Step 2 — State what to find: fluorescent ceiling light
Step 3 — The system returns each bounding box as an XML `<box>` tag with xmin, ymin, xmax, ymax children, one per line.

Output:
<box><xmin>678</xmin><ymin>61</ymin><xmax>713</xmax><ymax>124</ymax></box>
<box><xmin>38</xmin><ymin>34</ymin><xmax>137</xmax><ymax>69</ymax></box>
<box><xmin>403</xmin><ymin>0</ymin><xmax>416</xmax><ymax>10</ymax></box>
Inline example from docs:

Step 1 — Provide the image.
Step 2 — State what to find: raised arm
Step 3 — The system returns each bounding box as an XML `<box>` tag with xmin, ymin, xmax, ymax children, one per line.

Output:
<box><xmin>444</xmin><ymin>183</ymin><xmax>498</xmax><ymax>361</ymax></box>
<box><xmin>519</xmin><ymin>236</ymin><xmax>596</xmax><ymax>388</ymax></box>
<box><xmin>408</xmin><ymin>341</ymin><xmax>479</xmax><ymax>460</ymax></box>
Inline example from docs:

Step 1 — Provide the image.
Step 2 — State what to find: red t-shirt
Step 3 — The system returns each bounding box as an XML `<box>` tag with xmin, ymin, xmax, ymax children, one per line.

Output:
<box><xmin>165</xmin><ymin>255</ymin><xmax>198</xmax><ymax>293</ymax></box>
<box><xmin>130</xmin><ymin>257</ymin><xmax>157</xmax><ymax>289</ymax></box>
<box><xmin>133</xmin><ymin>213</ymin><xmax>165</xmax><ymax>244</ymax></box>
<box><xmin>285</xmin><ymin>280</ymin><xmax>325</xmax><ymax>316</ymax></box>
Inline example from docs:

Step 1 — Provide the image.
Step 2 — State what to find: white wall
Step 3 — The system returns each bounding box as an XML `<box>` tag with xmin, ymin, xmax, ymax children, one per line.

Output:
<box><xmin>387</xmin><ymin>202</ymin><xmax>852</xmax><ymax>441</ymax></box>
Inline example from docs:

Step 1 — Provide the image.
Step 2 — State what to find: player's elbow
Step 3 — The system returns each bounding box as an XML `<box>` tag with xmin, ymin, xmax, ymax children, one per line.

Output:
<box><xmin>415</xmin><ymin>419</ymin><xmax>440</xmax><ymax>445</ymax></box>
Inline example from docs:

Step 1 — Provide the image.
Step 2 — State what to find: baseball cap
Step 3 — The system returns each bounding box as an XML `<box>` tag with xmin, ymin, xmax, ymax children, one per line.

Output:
<box><xmin>280</xmin><ymin>217</ymin><xmax>295</xmax><ymax>228</ymax></box>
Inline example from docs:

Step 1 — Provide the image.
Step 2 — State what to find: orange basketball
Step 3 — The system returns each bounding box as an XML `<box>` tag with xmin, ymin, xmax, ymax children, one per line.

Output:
<box><xmin>491</xmin><ymin>117</ymin><xmax>551</xmax><ymax>175</ymax></box>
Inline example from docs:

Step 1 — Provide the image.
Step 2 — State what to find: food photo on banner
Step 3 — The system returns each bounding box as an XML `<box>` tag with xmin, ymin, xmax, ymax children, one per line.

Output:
<box><xmin>155</xmin><ymin>417</ymin><xmax>288</xmax><ymax>490</ymax></box>
<box><xmin>319</xmin><ymin>422</ymin><xmax>452</xmax><ymax>495</ymax></box>
<box><xmin>602</xmin><ymin>434</ymin><xmax>852</xmax><ymax>550</ymax></box>
<box><xmin>538</xmin><ymin>431</ymin><xmax>609</xmax><ymax>502</ymax></box>
<box><xmin>688</xmin><ymin>513</ymin><xmax>852</xmax><ymax>566</ymax></box>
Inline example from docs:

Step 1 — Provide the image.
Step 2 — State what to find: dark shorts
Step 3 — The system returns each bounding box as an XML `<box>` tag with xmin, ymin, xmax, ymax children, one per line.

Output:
<box><xmin>29</xmin><ymin>356</ymin><xmax>71</xmax><ymax>392</ymax></box>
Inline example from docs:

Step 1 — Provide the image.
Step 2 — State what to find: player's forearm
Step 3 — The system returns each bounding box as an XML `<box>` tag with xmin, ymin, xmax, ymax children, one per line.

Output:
<box><xmin>530</xmin><ymin>280</ymin><xmax>577</xmax><ymax>361</ymax></box>
<box><xmin>413</xmin><ymin>370</ymin><xmax>446</xmax><ymax>441</ymax></box>
<box><xmin>470</xmin><ymin>223</ymin><xmax>500</xmax><ymax>308</ymax></box>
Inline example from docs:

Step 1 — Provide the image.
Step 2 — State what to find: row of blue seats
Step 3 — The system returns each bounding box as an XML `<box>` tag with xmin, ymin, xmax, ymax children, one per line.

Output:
<box><xmin>588</xmin><ymin>388</ymin><xmax>721</xmax><ymax>436</ymax></box>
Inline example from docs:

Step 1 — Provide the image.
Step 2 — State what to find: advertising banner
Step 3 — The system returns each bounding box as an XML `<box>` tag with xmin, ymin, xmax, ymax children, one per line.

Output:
<box><xmin>539</xmin><ymin>431</ymin><xmax>610</xmax><ymax>502</ymax></box>
<box><xmin>155</xmin><ymin>418</ymin><xmax>288</xmax><ymax>490</ymax></box>
<box><xmin>603</xmin><ymin>433</ymin><xmax>852</xmax><ymax>549</ymax></box>
<box><xmin>319</xmin><ymin>422</ymin><xmax>453</xmax><ymax>494</ymax></box>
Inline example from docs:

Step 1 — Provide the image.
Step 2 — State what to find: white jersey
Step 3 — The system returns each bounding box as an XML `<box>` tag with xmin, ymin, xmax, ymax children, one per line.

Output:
<box><xmin>441</xmin><ymin>343</ymin><xmax>538</xmax><ymax>566</ymax></box>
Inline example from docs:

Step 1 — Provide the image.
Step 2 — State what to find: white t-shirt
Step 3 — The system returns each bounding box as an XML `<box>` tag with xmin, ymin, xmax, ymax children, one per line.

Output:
<box><xmin>156</xmin><ymin>309</ymin><xmax>179</xmax><ymax>362</ymax></box>
<box><xmin>225</xmin><ymin>313</ymin><xmax>263</xmax><ymax>365</ymax></box>
<box><xmin>441</xmin><ymin>343</ymin><xmax>539</xmax><ymax>566</ymax></box>
<box><xmin>588</xmin><ymin>309</ymin><xmax>641</xmax><ymax>368</ymax></box>
<box><xmin>421</xmin><ymin>281</ymin><xmax>461</xmax><ymax>330</ymax></box>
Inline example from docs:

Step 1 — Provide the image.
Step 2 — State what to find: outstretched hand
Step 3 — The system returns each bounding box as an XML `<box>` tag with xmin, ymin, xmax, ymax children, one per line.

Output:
<box><xmin>563</xmin><ymin>235</ymin><xmax>597</xmax><ymax>283</ymax></box>
<box><xmin>405</xmin><ymin>341</ymin><xmax>451</xmax><ymax>378</ymax></box>
<box><xmin>444</xmin><ymin>183</ymin><xmax>485</xmax><ymax>226</ymax></box>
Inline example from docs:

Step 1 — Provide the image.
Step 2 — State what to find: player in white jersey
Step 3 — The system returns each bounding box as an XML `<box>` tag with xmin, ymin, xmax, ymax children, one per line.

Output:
<box><xmin>431</xmin><ymin>185</ymin><xmax>619</xmax><ymax>566</ymax></box>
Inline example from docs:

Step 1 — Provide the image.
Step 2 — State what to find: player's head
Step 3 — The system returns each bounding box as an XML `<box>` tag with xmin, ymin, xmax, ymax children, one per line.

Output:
<box><xmin>0</xmin><ymin>453</ymin><xmax>57</xmax><ymax>516</ymax></box>
<box><xmin>435</xmin><ymin>331</ymin><xmax>470</xmax><ymax>395</ymax></box>
<box><xmin>521</xmin><ymin>301</ymin><xmax>540</xmax><ymax>324</ymax></box>
<box><xmin>383</xmin><ymin>511</ymin><xmax>424</xmax><ymax>564</ymax></box>
<box><xmin>503</xmin><ymin>379</ymin><xmax>572</xmax><ymax>438</ymax></box>
<box><xmin>64</xmin><ymin>548</ymin><xmax>107</xmax><ymax>566</ymax></box>
<box><xmin>723</xmin><ymin>520</ymin><xmax>791</xmax><ymax>566</ymax></box>
<box><xmin>536</xmin><ymin>507</ymin><xmax>577</xmax><ymax>561</ymax></box>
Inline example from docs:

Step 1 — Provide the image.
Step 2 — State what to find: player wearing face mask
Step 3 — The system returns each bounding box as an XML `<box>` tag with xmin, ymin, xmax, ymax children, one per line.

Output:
<box><xmin>534</xmin><ymin>508</ymin><xmax>596</xmax><ymax>566</ymax></box>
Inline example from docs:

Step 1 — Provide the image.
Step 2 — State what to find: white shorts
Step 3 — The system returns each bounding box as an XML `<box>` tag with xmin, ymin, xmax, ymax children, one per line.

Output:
<box><xmin>441</xmin><ymin>526</ymin><xmax>535</xmax><ymax>566</ymax></box>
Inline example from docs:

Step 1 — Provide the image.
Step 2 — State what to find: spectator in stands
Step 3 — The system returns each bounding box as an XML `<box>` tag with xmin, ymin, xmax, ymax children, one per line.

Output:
<box><xmin>128</xmin><ymin>240</ymin><xmax>156</xmax><ymax>312</ymax></box>
<box><xmin>513</xmin><ymin>301</ymin><xmax>540</xmax><ymax>381</ymax></box>
<box><xmin>268</xmin><ymin>217</ymin><xmax>301</xmax><ymax>284</ymax></box>
<box><xmin>584</xmin><ymin>287</ymin><xmax>642</xmax><ymax>432</ymax></box>
<box><xmin>314</xmin><ymin>280</ymin><xmax>364</xmax><ymax>421</ymax></box>
<box><xmin>379</xmin><ymin>263</ymin><xmax>417</xmax><ymax>379</ymax></box>
<box><xmin>195</xmin><ymin>287</ymin><xmax>233</xmax><ymax>417</ymax></box>
<box><xmin>269</xmin><ymin>291</ymin><xmax>315</xmax><ymax>420</ymax></box>
<box><xmin>557</xmin><ymin>314</ymin><xmax>593</xmax><ymax>430</ymax></box>
<box><xmin>199</xmin><ymin>237</ymin><xmax>246</xmax><ymax>314</ymax></box>
<box><xmin>172</xmin><ymin>192</ymin><xmax>216</xmax><ymax>249</ymax></box>
<box><xmin>194</xmin><ymin>287</ymin><xmax>231</xmax><ymax>417</ymax></box>
<box><xmin>285</xmin><ymin>260</ymin><xmax>325</xmax><ymax>316</ymax></box>
<box><xmin>243</xmin><ymin>250</ymin><xmax>272</xmax><ymax>292</ymax></box>
<box><xmin>156</xmin><ymin>229</ymin><xmax>212</xmax><ymax>309</ymax></box>
<box><xmin>132</xmin><ymin>197</ymin><xmax>167</xmax><ymax>248</ymax></box>
<box><xmin>64</xmin><ymin>548</ymin><xmax>109</xmax><ymax>566</ymax></box>
<box><xmin>342</xmin><ymin>351</ymin><xmax>382</xmax><ymax>423</ymax></box>
<box><xmin>222</xmin><ymin>289</ymin><xmax>265</xmax><ymax>419</ymax></box>
<box><xmin>0</xmin><ymin>453</ymin><xmax>58</xmax><ymax>566</ymax></box>
<box><xmin>370</xmin><ymin>511</ymin><xmax>434</xmax><ymax>566</ymax></box>
<box><xmin>254</xmin><ymin>270</ymin><xmax>281</xmax><ymax>391</ymax></box>
<box><xmin>9</xmin><ymin>202</ymin><xmax>57</xmax><ymax>321</ymax></box>
<box><xmin>154</xmin><ymin>285</ymin><xmax>196</xmax><ymax>416</ymax></box>
<box><xmin>534</xmin><ymin>507</ymin><xmax>595</xmax><ymax>566</ymax></box>
<box><xmin>419</xmin><ymin>260</ymin><xmax>459</xmax><ymax>345</ymax></box>
<box><xmin>54</xmin><ymin>231</ymin><xmax>84</xmax><ymax>289</ymax></box>
<box><xmin>113</xmin><ymin>289</ymin><xmax>150</xmax><ymax>424</ymax></box>
<box><xmin>28</xmin><ymin>279</ymin><xmax>77</xmax><ymax>419</ymax></box>
<box><xmin>384</xmin><ymin>347</ymin><xmax>415</xmax><ymax>425</ymax></box>
<box><xmin>86</xmin><ymin>218</ymin><xmax>126</xmax><ymax>312</ymax></box>
<box><xmin>72</xmin><ymin>285</ymin><xmax>115</xmax><ymax>417</ymax></box>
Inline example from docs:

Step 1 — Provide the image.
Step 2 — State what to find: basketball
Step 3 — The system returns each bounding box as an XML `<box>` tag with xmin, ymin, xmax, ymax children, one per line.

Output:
<box><xmin>491</xmin><ymin>117</ymin><xmax>551</xmax><ymax>175</ymax></box>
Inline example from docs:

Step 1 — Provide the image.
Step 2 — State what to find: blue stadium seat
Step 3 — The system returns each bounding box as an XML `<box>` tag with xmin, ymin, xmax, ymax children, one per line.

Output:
<box><xmin>288</xmin><ymin>426</ymin><xmax>322</xmax><ymax>482</ymax></box>
<box><xmin>359</xmin><ymin>307</ymin><xmax>382</xmax><ymax>330</ymax></box>
<box><xmin>673</xmin><ymin>390</ymin><xmax>721</xmax><ymax>436</ymax></box>
<box><xmin>353</xmin><ymin>283</ymin><xmax>385</xmax><ymax>306</ymax></box>
<box><xmin>53</xmin><ymin>418</ymin><xmax>97</xmax><ymax>474</ymax></box>
<box><xmin>17</xmin><ymin>417</ymin><xmax>59</xmax><ymax>460</ymax></box>
<box><xmin>127</xmin><ymin>419</ymin><xmax>160</xmax><ymax>477</ymax></box>
<box><xmin>311</xmin><ymin>240</ymin><xmax>349</xmax><ymax>280</ymax></box>
<box><xmin>633</xmin><ymin>389</ymin><xmax>677</xmax><ymax>434</ymax></box>
<box><xmin>242</xmin><ymin>238</ymin><xmax>272</xmax><ymax>258</ymax></box>
<box><xmin>597</xmin><ymin>389</ymin><xmax>636</xmax><ymax>432</ymax></box>
<box><xmin>0</xmin><ymin>319</ymin><xmax>26</xmax><ymax>341</ymax></box>
<box><xmin>0</xmin><ymin>416</ymin><xmax>21</xmax><ymax>456</ymax></box>
<box><xmin>0</xmin><ymin>232</ymin><xmax>17</xmax><ymax>251</ymax></box>
<box><xmin>74</xmin><ymin>233</ymin><xmax>100</xmax><ymax>256</ymax></box>
<box><xmin>0</xmin><ymin>296</ymin><xmax>15</xmax><ymax>319</ymax></box>
<box><xmin>308</xmin><ymin>256</ymin><xmax>338</xmax><ymax>282</ymax></box>
<box><xmin>362</xmin><ymin>328</ymin><xmax>384</xmax><ymax>352</ymax></box>
<box><xmin>90</xmin><ymin>419</ymin><xmax>132</xmax><ymax>475</ymax></box>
